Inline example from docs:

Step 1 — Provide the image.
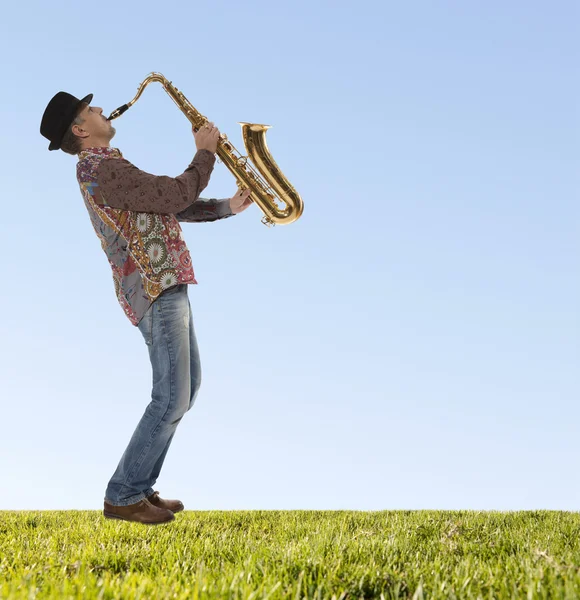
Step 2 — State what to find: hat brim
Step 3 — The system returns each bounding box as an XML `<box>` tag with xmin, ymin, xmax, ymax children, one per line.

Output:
<box><xmin>48</xmin><ymin>93</ymin><xmax>94</xmax><ymax>150</ymax></box>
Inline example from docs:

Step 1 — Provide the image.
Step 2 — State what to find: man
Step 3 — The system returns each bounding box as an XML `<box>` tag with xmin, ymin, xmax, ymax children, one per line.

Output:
<box><xmin>40</xmin><ymin>90</ymin><xmax>252</xmax><ymax>525</ymax></box>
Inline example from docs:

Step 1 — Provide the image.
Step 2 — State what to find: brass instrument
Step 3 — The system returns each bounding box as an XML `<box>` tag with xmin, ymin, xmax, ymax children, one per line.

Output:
<box><xmin>107</xmin><ymin>72</ymin><xmax>303</xmax><ymax>226</ymax></box>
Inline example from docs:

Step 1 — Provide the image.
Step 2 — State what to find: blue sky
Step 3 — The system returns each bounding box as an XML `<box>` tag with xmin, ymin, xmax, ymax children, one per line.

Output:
<box><xmin>0</xmin><ymin>0</ymin><xmax>578</xmax><ymax>511</ymax></box>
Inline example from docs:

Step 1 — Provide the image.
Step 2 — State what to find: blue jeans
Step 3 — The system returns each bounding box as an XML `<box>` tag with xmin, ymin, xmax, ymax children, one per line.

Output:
<box><xmin>104</xmin><ymin>284</ymin><xmax>201</xmax><ymax>506</ymax></box>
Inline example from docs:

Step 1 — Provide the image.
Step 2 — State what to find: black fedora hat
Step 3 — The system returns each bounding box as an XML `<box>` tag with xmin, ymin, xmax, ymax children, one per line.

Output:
<box><xmin>40</xmin><ymin>91</ymin><xmax>93</xmax><ymax>151</ymax></box>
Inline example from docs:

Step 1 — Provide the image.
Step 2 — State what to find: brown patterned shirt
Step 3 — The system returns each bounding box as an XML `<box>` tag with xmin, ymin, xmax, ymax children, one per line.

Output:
<box><xmin>77</xmin><ymin>146</ymin><xmax>233</xmax><ymax>326</ymax></box>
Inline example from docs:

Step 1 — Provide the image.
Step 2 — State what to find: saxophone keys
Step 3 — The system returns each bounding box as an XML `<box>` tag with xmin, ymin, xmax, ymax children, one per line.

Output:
<box><xmin>236</xmin><ymin>157</ymin><xmax>248</xmax><ymax>168</ymax></box>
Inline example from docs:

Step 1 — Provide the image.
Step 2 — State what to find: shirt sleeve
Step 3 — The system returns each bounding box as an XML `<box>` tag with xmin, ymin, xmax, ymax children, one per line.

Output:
<box><xmin>175</xmin><ymin>197</ymin><xmax>234</xmax><ymax>222</ymax></box>
<box><xmin>92</xmin><ymin>149</ymin><xmax>216</xmax><ymax>213</ymax></box>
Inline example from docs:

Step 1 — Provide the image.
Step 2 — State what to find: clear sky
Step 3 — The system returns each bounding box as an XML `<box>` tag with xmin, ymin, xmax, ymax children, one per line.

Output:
<box><xmin>0</xmin><ymin>0</ymin><xmax>577</xmax><ymax>511</ymax></box>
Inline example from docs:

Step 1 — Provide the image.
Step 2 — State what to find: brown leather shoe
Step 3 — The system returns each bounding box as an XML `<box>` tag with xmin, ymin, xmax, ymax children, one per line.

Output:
<box><xmin>103</xmin><ymin>497</ymin><xmax>175</xmax><ymax>524</ymax></box>
<box><xmin>147</xmin><ymin>490</ymin><xmax>184</xmax><ymax>513</ymax></box>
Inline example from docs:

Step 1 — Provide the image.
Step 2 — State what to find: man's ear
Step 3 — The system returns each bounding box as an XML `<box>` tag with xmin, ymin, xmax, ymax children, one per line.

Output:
<box><xmin>72</xmin><ymin>123</ymin><xmax>89</xmax><ymax>139</ymax></box>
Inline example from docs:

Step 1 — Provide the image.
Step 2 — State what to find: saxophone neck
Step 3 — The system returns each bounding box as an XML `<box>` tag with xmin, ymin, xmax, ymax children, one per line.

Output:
<box><xmin>107</xmin><ymin>73</ymin><xmax>168</xmax><ymax>121</ymax></box>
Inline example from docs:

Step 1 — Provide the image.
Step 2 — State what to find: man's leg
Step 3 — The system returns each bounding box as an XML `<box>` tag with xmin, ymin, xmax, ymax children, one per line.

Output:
<box><xmin>147</xmin><ymin>297</ymin><xmax>202</xmax><ymax>484</ymax></box>
<box><xmin>104</xmin><ymin>284</ymin><xmax>192</xmax><ymax>506</ymax></box>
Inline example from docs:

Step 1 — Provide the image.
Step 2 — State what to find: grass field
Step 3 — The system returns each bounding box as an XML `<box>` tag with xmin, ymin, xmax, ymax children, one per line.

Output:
<box><xmin>1</xmin><ymin>510</ymin><xmax>580</xmax><ymax>599</ymax></box>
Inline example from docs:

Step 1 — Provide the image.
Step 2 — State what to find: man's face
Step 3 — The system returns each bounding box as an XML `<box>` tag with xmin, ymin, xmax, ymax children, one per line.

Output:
<box><xmin>74</xmin><ymin>102</ymin><xmax>116</xmax><ymax>143</ymax></box>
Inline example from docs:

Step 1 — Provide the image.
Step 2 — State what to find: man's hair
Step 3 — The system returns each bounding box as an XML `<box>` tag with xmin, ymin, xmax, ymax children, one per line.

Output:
<box><xmin>60</xmin><ymin>103</ymin><xmax>87</xmax><ymax>156</ymax></box>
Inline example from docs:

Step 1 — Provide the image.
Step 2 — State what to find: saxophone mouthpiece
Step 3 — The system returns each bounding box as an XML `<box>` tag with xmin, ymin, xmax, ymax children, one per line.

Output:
<box><xmin>107</xmin><ymin>104</ymin><xmax>129</xmax><ymax>121</ymax></box>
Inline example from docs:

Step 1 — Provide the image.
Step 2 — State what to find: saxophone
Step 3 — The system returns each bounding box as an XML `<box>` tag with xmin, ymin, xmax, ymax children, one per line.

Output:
<box><xmin>107</xmin><ymin>72</ymin><xmax>303</xmax><ymax>227</ymax></box>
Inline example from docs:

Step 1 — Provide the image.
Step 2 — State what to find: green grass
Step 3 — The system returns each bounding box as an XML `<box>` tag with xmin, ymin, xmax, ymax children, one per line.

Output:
<box><xmin>1</xmin><ymin>510</ymin><xmax>580</xmax><ymax>599</ymax></box>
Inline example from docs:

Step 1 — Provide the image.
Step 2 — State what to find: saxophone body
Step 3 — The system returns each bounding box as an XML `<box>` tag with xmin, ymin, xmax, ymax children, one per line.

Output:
<box><xmin>108</xmin><ymin>72</ymin><xmax>303</xmax><ymax>227</ymax></box>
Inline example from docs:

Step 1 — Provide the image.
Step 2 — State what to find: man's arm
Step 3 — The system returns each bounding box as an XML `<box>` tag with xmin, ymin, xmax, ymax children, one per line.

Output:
<box><xmin>175</xmin><ymin>197</ymin><xmax>233</xmax><ymax>222</ymax></box>
<box><xmin>91</xmin><ymin>149</ymin><xmax>216</xmax><ymax>213</ymax></box>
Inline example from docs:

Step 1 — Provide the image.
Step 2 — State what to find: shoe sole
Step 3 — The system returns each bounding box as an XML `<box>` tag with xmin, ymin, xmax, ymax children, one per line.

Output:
<box><xmin>103</xmin><ymin>511</ymin><xmax>175</xmax><ymax>524</ymax></box>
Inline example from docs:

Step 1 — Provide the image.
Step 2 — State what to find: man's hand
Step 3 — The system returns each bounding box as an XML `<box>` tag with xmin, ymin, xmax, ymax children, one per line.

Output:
<box><xmin>230</xmin><ymin>188</ymin><xmax>253</xmax><ymax>214</ymax></box>
<box><xmin>193</xmin><ymin>122</ymin><xmax>220</xmax><ymax>154</ymax></box>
